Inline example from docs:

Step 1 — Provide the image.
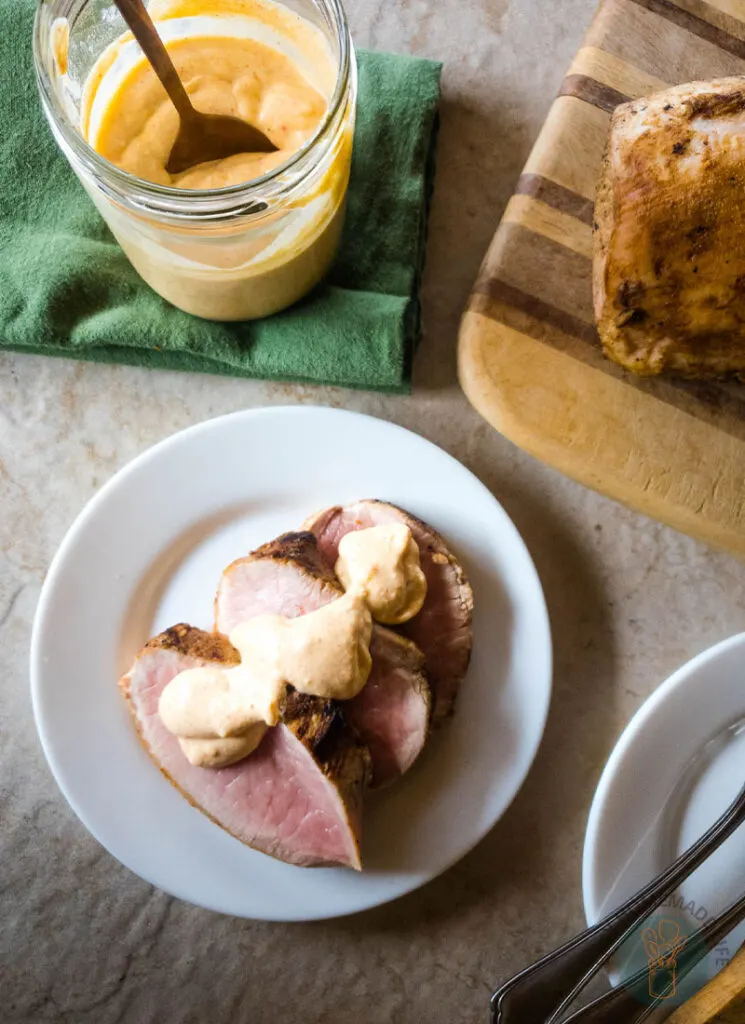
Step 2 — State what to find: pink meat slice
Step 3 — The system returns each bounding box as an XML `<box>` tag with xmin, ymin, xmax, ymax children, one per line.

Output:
<box><xmin>120</xmin><ymin>624</ymin><xmax>369</xmax><ymax>869</ymax></box>
<box><xmin>215</xmin><ymin>531</ymin><xmax>341</xmax><ymax>634</ymax></box>
<box><xmin>304</xmin><ymin>501</ymin><xmax>474</xmax><ymax>722</ymax></box>
<box><xmin>352</xmin><ymin>628</ymin><xmax>430</xmax><ymax>786</ymax></box>
<box><xmin>215</xmin><ymin>532</ymin><xmax>431</xmax><ymax>787</ymax></box>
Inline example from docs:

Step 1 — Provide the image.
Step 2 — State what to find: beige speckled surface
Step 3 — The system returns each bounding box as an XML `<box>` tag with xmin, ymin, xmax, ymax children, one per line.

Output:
<box><xmin>3</xmin><ymin>1</ymin><xmax>745</xmax><ymax>1021</ymax></box>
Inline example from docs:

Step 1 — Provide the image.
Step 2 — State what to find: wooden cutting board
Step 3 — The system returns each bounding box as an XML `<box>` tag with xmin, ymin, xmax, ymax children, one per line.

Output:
<box><xmin>458</xmin><ymin>0</ymin><xmax>745</xmax><ymax>557</ymax></box>
<box><xmin>669</xmin><ymin>943</ymin><xmax>745</xmax><ymax>1023</ymax></box>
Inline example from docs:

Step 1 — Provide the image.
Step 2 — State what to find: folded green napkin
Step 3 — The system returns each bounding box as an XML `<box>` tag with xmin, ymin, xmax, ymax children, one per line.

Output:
<box><xmin>0</xmin><ymin>4</ymin><xmax>441</xmax><ymax>393</ymax></box>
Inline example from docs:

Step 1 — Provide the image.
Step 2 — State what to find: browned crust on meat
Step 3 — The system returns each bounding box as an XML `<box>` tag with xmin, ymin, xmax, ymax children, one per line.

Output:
<box><xmin>439</xmin><ymin>562</ymin><xmax>473</xmax><ymax>705</ymax></box>
<box><xmin>594</xmin><ymin>80</ymin><xmax>745</xmax><ymax>379</ymax></box>
<box><xmin>118</xmin><ymin>626</ymin><xmax>238</xmax><ymax>705</ymax></box>
<box><xmin>685</xmin><ymin>89</ymin><xmax>745</xmax><ymax>121</ymax></box>
<box><xmin>594</xmin><ymin>103</ymin><xmax>642</xmax><ymax>370</ymax></box>
<box><xmin>251</xmin><ymin>531</ymin><xmax>339</xmax><ymax>585</ymax></box>
<box><xmin>593</xmin><ymin>139</ymin><xmax>612</xmax><ymax>325</ymax></box>
<box><xmin>142</xmin><ymin>623</ymin><xmax>240</xmax><ymax>664</ymax></box>
<box><xmin>215</xmin><ymin>532</ymin><xmax>342</xmax><ymax>630</ymax></box>
<box><xmin>119</xmin><ymin>626</ymin><xmax>369</xmax><ymax>869</ymax></box>
<box><xmin>281</xmin><ymin>689</ymin><xmax>372</xmax><ymax>805</ymax></box>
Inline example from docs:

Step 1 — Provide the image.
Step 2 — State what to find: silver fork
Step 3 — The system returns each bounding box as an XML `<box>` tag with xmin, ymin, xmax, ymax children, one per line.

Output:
<box><xmin>563</xmin><ymin>891</ymin><xmax>745</xmax><ymax>1022</ymax></box>
<box><xmin>491</xmin><ymin>783</ymin><xmax>745</xmax><ymax>1024</ymax></box>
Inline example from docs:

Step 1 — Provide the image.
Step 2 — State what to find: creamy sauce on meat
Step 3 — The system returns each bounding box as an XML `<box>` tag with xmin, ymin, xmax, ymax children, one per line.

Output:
<box><xmin>230</xmin><ymin>590</ymin><xmax>372</xmax><ymax>702</ymax></box>
<box><xmin>159</xmin><ymin>525</ymin><xmax>426</xmax><ymax>767</ymax></box>
<box><xmin>179</xmin><ymin>733</ymin><xmax>265</xmax><ymax>768</ymax></box>
<box><xmin>335</xmin><ymin>524</ymin><xmax>427</xmax><ymax>625</ymax></box>
<box><xmin>158</xmin><ymin>664</ymin><xmax>269</xmax><ymax>767</ymax></box>
<box><xmin>159</xmin><ymin>591</ymin><xmax>372</xmax><ymax>767</ymax></box>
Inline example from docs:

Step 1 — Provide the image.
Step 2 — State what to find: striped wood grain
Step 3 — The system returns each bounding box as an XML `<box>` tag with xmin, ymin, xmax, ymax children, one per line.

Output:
<box><xmin>459</xmin><ymin>0</ymin><xmax>745</xmax><ymax>557</ymax></box>
<box><xmin>669</xmin><ymin>943</ymin><xmax>745</xmax><ymax>1023</ymax></box>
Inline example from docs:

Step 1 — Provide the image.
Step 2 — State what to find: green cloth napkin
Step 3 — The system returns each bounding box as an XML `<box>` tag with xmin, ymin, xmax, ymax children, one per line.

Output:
<box><xmin>0</xmin><ymin>5</ymin><xmax>442</xmax><ymax>394</ymax></box>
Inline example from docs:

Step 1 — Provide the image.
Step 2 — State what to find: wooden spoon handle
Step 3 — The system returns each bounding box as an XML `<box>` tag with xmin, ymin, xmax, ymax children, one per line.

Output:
<box><xmin>112</xmin><ymin>0</ymin><xmax>195</xmax><ymax>121</ymax></box>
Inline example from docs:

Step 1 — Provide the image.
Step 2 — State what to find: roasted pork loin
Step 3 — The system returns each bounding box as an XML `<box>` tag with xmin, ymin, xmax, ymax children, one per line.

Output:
<box><xmin>595</xmin><ymin>78</ymin><xmax>745</xmax><ymax>379</ymax></box>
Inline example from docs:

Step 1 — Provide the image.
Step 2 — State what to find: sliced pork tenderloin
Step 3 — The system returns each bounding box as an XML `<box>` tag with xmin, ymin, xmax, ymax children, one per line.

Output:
<box><xmin>215</xmin><ymin>532</ymin><xmax>340</xmax><ymax>632</ymax></box>
<box><xmin>120</xmin><ymin>623</ymin><xmax>369</xmax><ymax>869</ymax></box>
<box><xmin>352</xmin><ymin>627</ymin><xmax>430</xmax><ymax>785</ymax></box>
<box><xmin>304</xmin><ymin>502</ymin><xmax>473</xmax><ymax>722</ymax></box>
<box><xmin>215</xmin><ymin>532</ymin><xmax>431</xmax><ymax>787</ymax></box>
<box><xmin>215</xmin><ymin>532</ymin><xmax>339</xmax><ymax>629</ymax></box>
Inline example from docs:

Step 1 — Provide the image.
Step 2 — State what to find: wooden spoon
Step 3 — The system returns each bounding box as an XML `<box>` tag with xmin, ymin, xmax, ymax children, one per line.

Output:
<box><xmin>112</xmin><ymin>0</ymin><xmax>277</xmax><ymax>176</ymax></box>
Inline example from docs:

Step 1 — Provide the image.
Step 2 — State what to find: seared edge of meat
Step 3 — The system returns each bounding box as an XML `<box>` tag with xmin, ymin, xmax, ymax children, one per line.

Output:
<box><xmin>135</xmin><ymin>622</ymin><xmax>241</xmax><ymax>664</ymax></box>
<box><xmin>280</xmin><ymin>688</ymin><xmax>371</xmax><ymax>812</ymax></box>
<box><xmin>250</xmin><ymin>531</ymin><xmax>339</xmax><ymax>584</ymax></box>
<box><xmin>214</xmin><ymin>531</ymin><xmax>339</xmax><ymax>632</ymax></box>
<box><xmin>593</xmin><ymin>138</ymin><xmax>612</xmax><ymax>325</ymax></box>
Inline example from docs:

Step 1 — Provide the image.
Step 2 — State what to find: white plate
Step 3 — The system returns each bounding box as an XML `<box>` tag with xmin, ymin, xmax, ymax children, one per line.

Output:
<box><xmin>31</xmin><ymin>406</ymin><xmax>552</xmax><ymax>921</ymax></box>
<box><xmin>583</xmin><ymin>634</ymin><xmax>745</xmax><ymax>1003</ymax></box>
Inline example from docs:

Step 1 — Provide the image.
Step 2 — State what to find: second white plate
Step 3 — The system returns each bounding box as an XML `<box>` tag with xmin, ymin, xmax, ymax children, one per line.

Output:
<box><xmin>31</xmin><ymin>406</ymin><xmax>552</xmax><ymax>920</ymax></box>
<box><xmin>584</xmin><ymin>633</ymin><xmax>745</xmax><ymax>1001</ymax></box>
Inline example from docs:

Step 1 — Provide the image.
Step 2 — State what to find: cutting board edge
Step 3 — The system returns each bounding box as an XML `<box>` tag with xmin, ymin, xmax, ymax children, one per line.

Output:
<box><xmin>459</xmin><ymin>308</ymin><xmax>745</xmax><ymax>560</ymax></box>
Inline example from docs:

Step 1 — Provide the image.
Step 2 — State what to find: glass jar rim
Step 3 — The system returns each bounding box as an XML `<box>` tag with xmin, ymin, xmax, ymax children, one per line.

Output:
<box><xmin>32</xmin><ymin>0</ymin><xmax>353</xmax><ymax>211</ymax></box>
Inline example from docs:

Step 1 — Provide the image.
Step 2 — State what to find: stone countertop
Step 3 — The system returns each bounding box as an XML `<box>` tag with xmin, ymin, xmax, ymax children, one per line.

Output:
<box><xmin>3</xmin><ymin>1</ymin><xmax>745</xmax><ymax>1021</ymax></box>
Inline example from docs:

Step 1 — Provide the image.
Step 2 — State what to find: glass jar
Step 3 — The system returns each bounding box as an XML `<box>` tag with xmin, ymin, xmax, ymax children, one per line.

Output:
<box><xmin>33</xmin><ymin>0</ymin><xmax>356</xmax><ymax>321</ymax></box>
